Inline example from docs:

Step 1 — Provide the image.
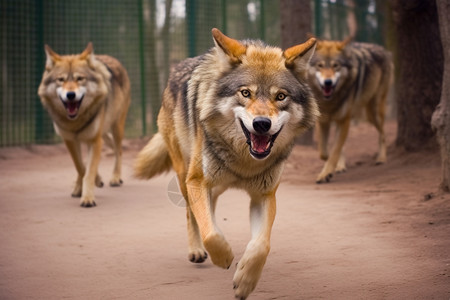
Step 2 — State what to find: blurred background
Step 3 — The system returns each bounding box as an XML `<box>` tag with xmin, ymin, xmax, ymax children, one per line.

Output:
<box><xmin>1</xmin><ymin>0</ymin><xmax>389</xmax><ymax>146</ymax></box>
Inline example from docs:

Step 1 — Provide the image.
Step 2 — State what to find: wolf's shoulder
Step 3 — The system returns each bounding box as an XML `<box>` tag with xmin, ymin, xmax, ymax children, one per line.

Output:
<box><xmin>350</xmin><ymin>42</ymin><xmax>389</xmax><ymax>55</ymax></box>
<box><xmin>167</xmin><ymin>54</ymin><xmax>208</xmax><ymax>97</ymax></box>
<box><xmin>348</xmin><ymin>42</ymin><xmax>391</xmax><ymax>64</ymax></box>
<box><xmin>169</xmin><ymin>55</ymin><xmax>207</xmax><ymax>82</ymax></box>
<box><xmin>95</xmin><ymin>55</ymin><xmax>129</xmax><ymax>85</ymax></box>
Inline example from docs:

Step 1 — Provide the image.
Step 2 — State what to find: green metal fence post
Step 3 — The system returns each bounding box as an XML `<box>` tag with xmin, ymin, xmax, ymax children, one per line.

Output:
<box><xmin>260</xmin><ymin>0</ymin><xmax>265</xmax><ymax>41</ymax></box>
<box><xmin>221</xmin><ymin>0</ymin><xmax>227</xmax><ymax>34</ymax></box>
<box><xmin>314</xmin><ymin>0</ymin><xmax>322</xmax><ymax>37</ymax></box>
<box><xmin>186</xmin><ymin>0</ymin><xmax>196</xmax><ymax>57</ymax></box>
<box><xmin>34</xmin><ymin>0</ymin><xmax>46</xmax><ymax>143</ymax></box>
<box><xmin>138</xmin><ymin>0</ymin><xmax>147</xmax><ymax>136</ymax></box>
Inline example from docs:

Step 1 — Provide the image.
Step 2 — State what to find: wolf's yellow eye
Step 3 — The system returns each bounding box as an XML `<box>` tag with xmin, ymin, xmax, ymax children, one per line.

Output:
<box><xmin>57</xmin><ymin>77</ymin><xmax>65</xmax><ymax>83</ymax></box>
<box><xmin>276</xmin><ymin>93</ymin><xmax>286</xmax><ymax>101</ymax></box>
<box><xmin>317</xmin><ymin>63</ymin><xmax>324</xmax><ymax>68</ymax></box>
<box><xmin>241</xmin><ymin>90</ymin><xmax>251</xmax><ymax>98</ymax></box>
<box><xmin>76</xmin><ymin>76</ymin><xmax>85</xmax><ymax>82</ymax></box>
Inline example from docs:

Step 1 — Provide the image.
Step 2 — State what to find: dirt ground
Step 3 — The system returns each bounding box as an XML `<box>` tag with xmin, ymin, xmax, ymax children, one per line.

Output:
<box><xmin>1</xmin><ymin>121</ymin><xmax>449</xmax><ymax>300</ymax></box>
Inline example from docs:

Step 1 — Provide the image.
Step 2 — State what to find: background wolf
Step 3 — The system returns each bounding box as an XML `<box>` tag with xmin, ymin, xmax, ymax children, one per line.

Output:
<box><xmin>135</xmin><ymin>28</ymin><xmax>318</xmax><ymax>299</ymax></box>
<box><xmin>38</xmin><ymin>43</ymin><xmax>131</xmax><ymax>207</ymax></box>
<box><xmin>308</xmin><ymin>38</ymin><xmax>393</xmax><ymax>183</ymax></box>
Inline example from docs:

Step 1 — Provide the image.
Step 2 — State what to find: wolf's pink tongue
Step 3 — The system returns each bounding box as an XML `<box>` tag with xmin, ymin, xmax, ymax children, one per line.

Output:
<box><xmin>323</xmin><ymin>86</ymin><xmax>333</xmax><ymax>97</ymax></box>
<box><xmin>250</xmin><ymin>133</ymin><xmax>271</xmax><ymax>153</ymax></box>
<box><xmin>67</xmin><ymin>102</ymin><xmax>78</xmax><ymax>115</ymax></box>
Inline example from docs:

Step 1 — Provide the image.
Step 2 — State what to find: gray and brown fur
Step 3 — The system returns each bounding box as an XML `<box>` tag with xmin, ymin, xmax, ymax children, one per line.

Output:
<box><xmin>308</xmin><ymin>38</ymin><xmax>393</xmax><ymax>183</ymax></box>
<box><xmin>134</xmin><ymin>28</ymin><xmax>318</xmax><ymax>299</ymax></box>
<box><xmin>38</xmin><ymin>43</ymin><xmax>131</xmax><ymax>207</ymax></box>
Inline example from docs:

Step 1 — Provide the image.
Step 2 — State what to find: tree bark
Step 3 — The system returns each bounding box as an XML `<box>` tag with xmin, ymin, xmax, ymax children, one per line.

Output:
<box><xmin>431</xmin><ymin>0</ymin><xmax>450</xmax><ymax>192</ymax></box>
<box><xmin>279</xmin><ymin>0</ymin><xmax>314</xmax><ymax>145</ymax></box>
<box><xmin>280</xmin><ymin>0</ymin><xmax>312</xmax><ymax>46</ymax></box>
<box><xmin>390</xmin><ymin>0</ymin><xmax>443</xmax><ymax>151</ymax></box>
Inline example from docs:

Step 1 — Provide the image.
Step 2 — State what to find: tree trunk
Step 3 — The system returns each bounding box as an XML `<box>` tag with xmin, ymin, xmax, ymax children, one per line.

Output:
<box><xmin>280</xmin><ymin>0</ymin><xmax>311</xmax><ymax>45</ymax></box>
<box><xmin>147</xmin><ymin>0</ymin><xmax>160</xmax><ymax>133</ymax></box>
<box><xmin>431</xmin><ymin>0</ymin><xmax>450</xmax><ymax>192</ymax></box>
<box><xmin>391</xmin><ymin>0</ymin><xmax>443</xmax><ymax>151</ymax></box>
<box><xmin>279</xmin><ymin>0</ymin><xmax>314</xmax><ymax>145</ymax></box>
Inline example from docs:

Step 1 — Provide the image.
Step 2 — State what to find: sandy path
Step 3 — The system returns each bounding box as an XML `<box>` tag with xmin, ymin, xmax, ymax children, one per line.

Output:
<box><xmin>0</xmin><ymin>121</ymin><xmax>449</xmax><ymax>299</ymax></box>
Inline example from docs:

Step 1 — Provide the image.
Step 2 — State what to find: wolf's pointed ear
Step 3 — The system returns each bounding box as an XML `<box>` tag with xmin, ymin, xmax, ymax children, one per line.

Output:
<box><xmin>79</xmin><ymin>42</ymin><xmax>97</xmax><ymax>67</ymax></box>
<box><xmin>283</xmin><ymin>38</ymin><xmax>317</xmax><ymax>73</ymax></box>
<box><xmin>306</xmin><ymin>32</ymin><xmax>316</xmax><ymax>40</ymax></box>
<box><xmin>44</xmin><ymin>45</ymin><xmax>61</xmax><ymax>70</ymax></box>
<box><xmin>337</xmin><ymin>36</ymin><xmax>352</xmax><ymax>50</ymax></box>
<box><xmin>80</xmin><ymin>42</ymin><xmax>94</xmax><ymax>59</ymax></box>
<box><xmin>212</xmin><ymin>28</ymin><xmax>246</xmax><ymax>64</ymax></box>
<box><xmin>306</xmin><ymin>34</ymin><xmax>323</xmax><ymax>50</ymax></box>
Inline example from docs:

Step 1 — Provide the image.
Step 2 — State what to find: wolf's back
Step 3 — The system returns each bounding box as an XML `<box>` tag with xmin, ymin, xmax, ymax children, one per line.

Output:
<box><xmin>134</xmin><ymin>132</ymin><xmax>172</xmax><ymax>179</ymax></box>
<box><xmin>134</xmin><ymin>56</ymin><xmax>203</xmax><ymax>180</ymax></box>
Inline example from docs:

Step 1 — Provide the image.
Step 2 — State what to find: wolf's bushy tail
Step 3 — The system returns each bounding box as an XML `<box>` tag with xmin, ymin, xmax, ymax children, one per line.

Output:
<box><xmin>134</xmin><ymin>132</ymin><xmax>172</xmax><ymax>179</ymax></box>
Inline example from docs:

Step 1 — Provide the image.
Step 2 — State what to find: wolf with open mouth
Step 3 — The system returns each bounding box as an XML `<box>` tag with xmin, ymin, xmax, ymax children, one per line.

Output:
<box><xmin>38</xmin><ymin>43</ymin><xmax>131</xmax><ymax>207</ymax></box>
<box><xmin>307</xmin><ymin>37</ymin><xmax>393</xmax><ymax>183</ymax></box>
<box><xmin>134</xmin><ymin>28</ymin><xmax>318</xmax><ymax>299</ymax></box>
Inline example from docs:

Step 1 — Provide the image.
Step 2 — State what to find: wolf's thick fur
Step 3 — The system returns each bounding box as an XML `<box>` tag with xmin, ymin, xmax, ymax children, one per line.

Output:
<box><xmin>308</xmin><ymin>38</ymin><xmax>393</xmax><ymax>183</ymax></box>
<box><xmin>135</xmin><ymin>28</ymin><xmax>318</xmax><ymax>298</ymax></box>
<box><xmin>38</xmin><ymin>43</ymin><xmax>131</xmax><ymax>207</ymax></box>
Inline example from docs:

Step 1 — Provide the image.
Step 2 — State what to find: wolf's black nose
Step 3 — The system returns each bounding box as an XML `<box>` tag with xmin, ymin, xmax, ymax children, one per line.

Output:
<box><xmin>324</xmin><ymin>79</ymin><xmax>333</xmax><ymax>87</ymax></box>
<box><xmin>253</xmin><ymin>117</ymin><xmax>272</xmax><ymax>134</ymax></box>
<box><xmin>66</xmin><ymin>92</ymin><xmax>76</xmax><ymax>100</ymax></box>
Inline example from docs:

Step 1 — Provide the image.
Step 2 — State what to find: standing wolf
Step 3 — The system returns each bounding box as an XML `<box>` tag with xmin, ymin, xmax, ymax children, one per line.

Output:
<box><xmin>38</xmin><ymin>43</ymin><xmax>131</xmax><ymax>207</ymax></box>
<box><xmin>134</xmin><ymin>28</ymin><xmax>318</xmax><ymax>298</ymax></box>
<box><xmin>308</xmin><ymin>38</ymin><xmax>393</xmax><ymax>183</ymax></box>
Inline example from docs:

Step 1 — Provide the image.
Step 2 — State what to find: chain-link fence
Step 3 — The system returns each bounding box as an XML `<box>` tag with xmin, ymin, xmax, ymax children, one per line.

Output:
<box><xmin>0</xmin><ymin>0</ymin><xmax>384</xmax><ymax>146</ymax></box>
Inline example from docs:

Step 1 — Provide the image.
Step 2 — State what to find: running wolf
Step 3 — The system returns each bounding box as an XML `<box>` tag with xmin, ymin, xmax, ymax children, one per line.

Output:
<box><xmin>38</xmin><ymin>43</ymin><xmax>131</xmax><ymax>207</ymax></box>
<box><xmin>308</xmin><ymin>37</ymin><xmax>393</xmax><ymax>183</ymax></box>
<box><xmin>134</xmin><ymin>28</ymin><xmax>318</xmax><ymax>298</ymax></box>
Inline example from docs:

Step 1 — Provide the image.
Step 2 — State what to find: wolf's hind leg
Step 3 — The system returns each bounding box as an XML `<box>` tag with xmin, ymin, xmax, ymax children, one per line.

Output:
<box><xmin>178</xmin><ymin>176</ymin><xmax>207</xmax><ymax>263</ymax></box>
<box><xmin>335</xmin><ymin>151</ymin><xmax>347</xmax><ymax>173</ymax></box>
<box><xmin>103</xmin><ymin>132</ymin><xmax>115</xmax><ymax>149</ymax></box>
<box><xmin>233</xmin><ymin>188</ymin><xmax>277</xmax><ymax>299</ymax></box>
<box><xmin>170</xmin><ymin>156</ymin><xmax>207</xmax><ymax>263</ymax></box>
<box><xmin>186</xmin><ymin>206</ymin><xmax>208</xmax><ymax>263</ymax></box>
<box><xmin>109</xmin><ymin>120</ymin><xmax>125</xmax><ymax>187</ymax></box>
<box><xmin>185</xmin><ymin>184</ymin><xmax>228</xmax><ymax>263</ymax></box>
<box><xmin>318</xmin><ymin>121</ymin><xmax>331</xmax><ymax>161</ymax></box>
<box><xmin>316</xmin><ymin>118</ymin><xmax>350</xmax><ymax>183</ymax></box>
<box><xmin>366</xmin><ymin>95</ymin><xmax>387</xmax><ymax>165</ymax></box>
<box><xmin>186</xmin><ymin>177</ymin><xmax>234</xmax><ymax>268</ymax></box>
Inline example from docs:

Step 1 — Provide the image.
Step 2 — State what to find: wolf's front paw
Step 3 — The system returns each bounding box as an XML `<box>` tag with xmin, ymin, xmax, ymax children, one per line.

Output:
<box><xmin>188</xmin><ymin>248</ymin><xmax>208</xmax><ymax>263</ymax></box>
<box><xmin>80</xmin><ymin>195</ymin><xmax>96</xmax><ymax>207</ymax></box>
<box><xmin>233</xmin><ymin>253</ymin><xmax>266</xmax><ymax>300</ymax></box>
<box><xmin>375</xmin><ymin>155</ymin><xmax>386</xmax><ymax>165</ymax></box>
<box><xmin>203</xmin><ymin>232</ymin><xmax>234</xmax><ymax>269</ymax></box>
<box><xmin>316</xmin><ymin>171</ymin><xmax>333</xmax><ymax>183</ymax></box>
<box><xmin>335</xmin><ymin>164</ymin><xmax>347</xmax><ymax>173</ymax></box>
<box><xmin>109</xmin><ymin>176</ymin><xmax>123</xmax><ymax>187</ymax></box>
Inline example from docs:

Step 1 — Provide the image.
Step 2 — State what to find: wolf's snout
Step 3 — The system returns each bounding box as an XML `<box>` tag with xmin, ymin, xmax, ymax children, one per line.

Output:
<box><xmin>66</xmin><ymin>91</ymin><xmax>76</xmax><ymax>101</ymax></box>
<box><xmin>253</xmin><ymin>117</ymin><xmax>271</xmax><ymax>134</ymax></box>
<box><xmin>324</xmin><ymin>79</ymin><xmax>333</xmax><ymax>87</ymax></box>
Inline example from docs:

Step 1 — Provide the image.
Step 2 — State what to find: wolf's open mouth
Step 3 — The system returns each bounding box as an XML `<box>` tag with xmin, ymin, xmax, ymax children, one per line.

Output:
<box><xmin>240</xmin><ymin>120</ymin><xmax>282</xmax><ymax>159</ymax></box>
<box><xmin>322</xmin><ymin>85</ymin><xmax>334</xmax><ymax>98</ymax></box>
<box><xmin>60</xmin><ymin>96</ymin><xmax>83</xmax><ymax>119</ymax></box>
